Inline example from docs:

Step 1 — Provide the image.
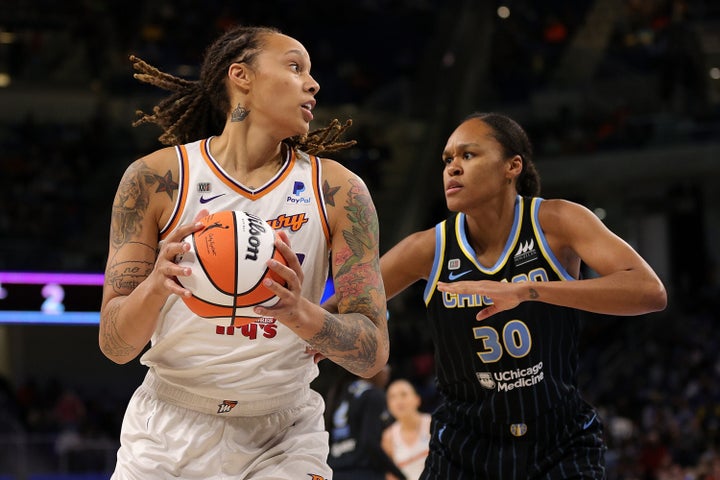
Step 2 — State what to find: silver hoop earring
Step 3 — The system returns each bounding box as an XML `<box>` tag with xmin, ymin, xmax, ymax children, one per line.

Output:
<box><xmin>231</xmin><ymin>104</ymin><xmax>250</xmax><ymax>122</ymax></box>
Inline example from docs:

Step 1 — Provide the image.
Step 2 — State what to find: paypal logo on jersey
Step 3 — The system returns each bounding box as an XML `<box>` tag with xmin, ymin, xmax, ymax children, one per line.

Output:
<box><xmin>287</xmin><ymin>181</ymin><xmax>311</xmax><ymax>204</ymax></box>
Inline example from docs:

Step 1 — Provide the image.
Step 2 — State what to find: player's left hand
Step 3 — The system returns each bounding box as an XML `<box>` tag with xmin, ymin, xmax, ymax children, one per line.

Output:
<box><xmin>436</xmin><ymin>280</ymin><xmax>525</xmax><ymax>321</ymax></box>
<box><xmin>253</xmin><ymin>230</ymin><xmax>309</xmax><ymax>319</ymax></box>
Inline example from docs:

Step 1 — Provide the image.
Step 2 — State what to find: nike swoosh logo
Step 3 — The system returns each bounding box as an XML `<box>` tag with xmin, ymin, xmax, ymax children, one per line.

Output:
<box><xmin>583</xmin><ymin>413</ymin><xmax>597</xmax><ymax>430</ymax></box>
<box><xmin>199</xmin><ymin>193</ymin><xmax>226</xmax><ymax>204</ymax></box>
<box><xmin>448</xmin><ymin>270</ymin><xmax>472</xmax><ymax>281</ymax></box>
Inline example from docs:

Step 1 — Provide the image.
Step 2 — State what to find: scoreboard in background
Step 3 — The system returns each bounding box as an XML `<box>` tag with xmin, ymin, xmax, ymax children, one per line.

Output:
<box><xmin>0</xmin><ymin>271</ymin><xmax>336</xmax><ymax>325</ymax></box>
<box><xmin>0</xmin><ymin>271</ymin><xmax>104</xmax><ymax>325</ymax></box>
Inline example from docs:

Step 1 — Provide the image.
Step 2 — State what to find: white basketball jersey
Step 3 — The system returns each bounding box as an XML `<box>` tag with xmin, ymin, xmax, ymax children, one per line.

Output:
<box><xmin>389</xmin><ymin>414</ymin><xmax>432</xmax><ymax>480</ymax></box>
<box><xmin>140</xmin><ymin>137</ymin><xmax>330</xmax><ymax>408</ymax></box>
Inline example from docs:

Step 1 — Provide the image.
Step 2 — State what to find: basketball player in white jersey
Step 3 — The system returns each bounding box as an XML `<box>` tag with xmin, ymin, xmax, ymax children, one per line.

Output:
<box><xmin>382</xmin><ymin>379</ymin><xmax>432</xmax><ymax>480</ymax></box>
<box><xmin>99</xmin><ymin>25</ymin><xmax>388</xmax><ymax>479</ymax></box>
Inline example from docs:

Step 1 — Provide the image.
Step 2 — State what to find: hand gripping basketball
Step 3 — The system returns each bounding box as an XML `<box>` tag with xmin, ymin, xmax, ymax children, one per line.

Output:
<box><xmin>175</xmin><ymin>210</ymin><xmax>288</xmax><ymax>327</ymax></box>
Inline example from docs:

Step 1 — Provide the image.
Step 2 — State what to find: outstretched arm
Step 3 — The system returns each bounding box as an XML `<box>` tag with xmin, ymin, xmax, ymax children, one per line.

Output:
<box><xmin>438</xmin><ymin>199</ymin><xmax>667</xmax><ymax>320</ymax></box>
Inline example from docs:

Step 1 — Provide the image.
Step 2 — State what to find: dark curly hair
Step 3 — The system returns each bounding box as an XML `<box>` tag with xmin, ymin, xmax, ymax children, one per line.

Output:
<box><xmin>130</xmin><ymin>25</ymin><xmax>355</xmax><ymax>155</ymax></box>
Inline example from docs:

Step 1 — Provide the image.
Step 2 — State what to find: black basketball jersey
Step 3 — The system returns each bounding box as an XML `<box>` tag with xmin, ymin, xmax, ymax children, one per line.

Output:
<box><xmin>424</xmin><ymin>196</ymin><xmax>581</xmax><ymax>427</ymax></box>
<box><xmin>328</xmin><ymin>379</ymin><xmax>402</xmax><ymax>478</ymax></box>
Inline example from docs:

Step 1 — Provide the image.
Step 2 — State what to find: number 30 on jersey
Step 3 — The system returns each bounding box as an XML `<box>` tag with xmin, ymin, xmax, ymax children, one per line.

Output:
<box><xmin>473</xmin><ymin>319</ymin><xmax>531</xmax><ymax>363</ymax></box>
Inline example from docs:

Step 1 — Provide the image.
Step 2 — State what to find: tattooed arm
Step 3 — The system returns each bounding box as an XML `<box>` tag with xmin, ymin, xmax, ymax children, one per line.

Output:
<box><xmin>255</xmin><ymin>160</ymin><xmax>388</xmax><ymax>378</ymax></box>
<box><xmin>99</xmin><ymin>149</ymin><xmax>204</xmax><ymax>364</ymax></box>
<box><xmin>315</xmin><ymin>165</ymin><xmax>388</xmax><ymax>377</ymax></box>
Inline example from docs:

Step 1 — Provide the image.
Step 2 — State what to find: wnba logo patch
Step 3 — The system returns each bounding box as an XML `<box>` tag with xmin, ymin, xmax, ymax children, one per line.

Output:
<box><xmin>217</xmin><ymin>400</ymin><xmax>238</xmax><ymax>414</ymax></box>
<box><xmin>476</xmin><ymin>372</ymin><xmax>496</xmax><ymax>390</ymax></box>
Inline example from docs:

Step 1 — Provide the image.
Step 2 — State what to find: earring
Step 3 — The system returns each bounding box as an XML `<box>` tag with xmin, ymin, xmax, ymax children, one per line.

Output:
<box><xmin>231</xmin><ymin>103</ymin><xmax>249</xmax><ymax>122</ymax></box>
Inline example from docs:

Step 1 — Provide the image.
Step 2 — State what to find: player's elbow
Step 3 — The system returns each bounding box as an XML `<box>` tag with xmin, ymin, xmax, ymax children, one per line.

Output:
<box><xmin>98</xmin><ymin>343</ymin><xmax>136</xmax><ymax>365</ymax></box>
<box><xmin>646</xmin><ymin>279</ymin><xmax>668</xmax><ymax>313</ymax></box>
<box><xmin>360</xmin><ymin>335</ymin><xmax>390</xmax><ymax>379</ymax></box>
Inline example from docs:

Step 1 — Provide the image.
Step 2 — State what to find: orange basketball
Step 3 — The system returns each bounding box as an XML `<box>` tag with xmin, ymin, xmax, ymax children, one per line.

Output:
<box><xmin>175</xmin><ymin>210</ymin><xmax>287</xmax><ymax>327</ymax></box>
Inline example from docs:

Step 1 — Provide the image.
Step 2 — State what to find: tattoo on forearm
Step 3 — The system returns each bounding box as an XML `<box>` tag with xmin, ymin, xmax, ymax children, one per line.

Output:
<box><xmin>529</xmin><ymin>288</ymin><xmax>539</xmax><ymax>299</ymax></box>
<box><xmin>106</xmin><ymin>242</ymin><xmax>155</xmax><ymax>295</ymax></box>
<box><xmin>100</xmin><ymin>303</ymin><xmax>135</xmax><ymax>357</ymax></box>
<box><xmin>309</xmin><ymin>312</ymin><xmax>378</xmax><ymax>373</ymax></box>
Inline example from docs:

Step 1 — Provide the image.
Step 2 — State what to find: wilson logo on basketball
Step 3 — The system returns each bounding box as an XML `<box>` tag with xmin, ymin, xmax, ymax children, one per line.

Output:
<box><xmin>245</xmin><ymin>213</ymin><xmax>268</xmax><ymax>261</ymax></box>
<box><xmin>175</xmin><ymin>210</ymin><xmax>288</xmax><ymax>328</ymax></box>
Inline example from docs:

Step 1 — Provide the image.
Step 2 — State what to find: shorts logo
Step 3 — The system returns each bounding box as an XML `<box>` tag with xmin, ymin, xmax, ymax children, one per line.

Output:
<box><xmin>217</xmin><ymin>400</ymin><xmax>238</xmax><ymax>414</ymax></box>
<box><xmin>510</xmin><ymin>423</ymin><xmax>528</xmax><ymax>437</ymax></box>
<box><xmin>307</xmin><ymin>475</ymin><xmax>326</xmax><ymax>480</ymax></box>
<box><xmin>476</xmin><ymin>372</ymin><xmax>496</xmax><ymax>390</ymax></box>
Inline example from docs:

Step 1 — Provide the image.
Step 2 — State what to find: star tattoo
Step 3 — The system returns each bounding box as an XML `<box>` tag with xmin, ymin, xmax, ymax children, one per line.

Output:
<box><xmin>323</xmin><ymin>180</ymin><xmax>341</xmax><ymax>207</ymax></box>
<box><xmin>152</xmin><ymin>170</ymin><xmax>178</xmax><ymax>199</ymax></box>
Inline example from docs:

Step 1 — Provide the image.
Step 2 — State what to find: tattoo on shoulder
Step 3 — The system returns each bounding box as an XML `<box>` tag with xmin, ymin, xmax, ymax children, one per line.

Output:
<box><xmin>152</xmin><ymin>170</ymin><xmax>179</xmax><ymax>199</ymax></box>
<box><xmin>111</xmin><ymin>162</ymin><xmax>177</xmax><ymax>248</ymax></box>
<box><xmin>323</xmin><ymin>180</ymin><xmax>341</xmax><ymax>207</ymax></box>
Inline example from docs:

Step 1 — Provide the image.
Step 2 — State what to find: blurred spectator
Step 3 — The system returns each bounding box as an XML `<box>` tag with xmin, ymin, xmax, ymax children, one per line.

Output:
<box><xmin>382</xmin><ymin>379</ymin><xmax>431</xmax><ymax>480</ymax></box>
<box><xmin>327</xmin><ymin>365</ymin><xmax>406</xmax><ymax>480</ymax></box>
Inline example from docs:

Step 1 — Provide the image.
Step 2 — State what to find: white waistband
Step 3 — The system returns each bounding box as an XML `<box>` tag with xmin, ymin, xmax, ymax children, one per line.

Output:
<box><xmin>141</xmin><ymin>370</ymin><xmax>310</xmax><ymax>417</ymax></box>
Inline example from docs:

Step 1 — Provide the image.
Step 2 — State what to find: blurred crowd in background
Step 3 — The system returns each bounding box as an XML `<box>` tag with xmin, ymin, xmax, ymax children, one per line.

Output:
<box><xmin>1</xmin><ymin>0</ymin><xmax>719</xmax><ymax>479</ymax></box>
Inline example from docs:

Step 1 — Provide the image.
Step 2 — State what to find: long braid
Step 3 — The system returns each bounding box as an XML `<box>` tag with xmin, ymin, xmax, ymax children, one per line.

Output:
<box><xmin>130</xmin><ymin>25</ymin><xmax>355</xmax><ymax>155</ymax></box>
<box><xmin>130</xmin><ymin>56</ymin><xmax>221</xmax><ymax>145</ymax></box>
<box><xmin>288</xmin><ymin>118</ymin><xmax>357</xmax><ymax>156</ymax></box>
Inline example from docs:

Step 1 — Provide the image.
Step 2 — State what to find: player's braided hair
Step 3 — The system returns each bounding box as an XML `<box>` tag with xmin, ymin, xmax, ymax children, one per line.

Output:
<box><xmin>130</xmin><ymin>25</ymin><xmax>355</xmax><ymax>155</ymax></box>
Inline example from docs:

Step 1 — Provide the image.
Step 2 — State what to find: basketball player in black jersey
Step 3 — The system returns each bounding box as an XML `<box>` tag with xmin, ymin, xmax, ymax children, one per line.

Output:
<box><xmin>377</xmin><ymin>113</ymin><xmax>667</xmax><ymax>479</ymax></box>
